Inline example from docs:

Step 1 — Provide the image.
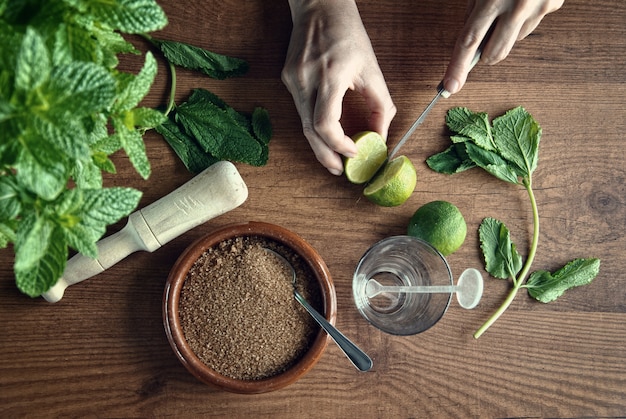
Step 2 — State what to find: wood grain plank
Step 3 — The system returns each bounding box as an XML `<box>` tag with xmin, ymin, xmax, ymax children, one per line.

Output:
<box><xmin>1</xmin><ymin>0</ymin><xmax>625</xmax><ymax>417</ymax></box>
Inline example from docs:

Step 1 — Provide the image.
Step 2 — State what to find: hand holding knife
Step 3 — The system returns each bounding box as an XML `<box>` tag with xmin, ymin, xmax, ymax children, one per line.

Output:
<box><xmin>387</xmin><ymin>49</ymin><xmax>483</xmax><ymax>159</ymax></box>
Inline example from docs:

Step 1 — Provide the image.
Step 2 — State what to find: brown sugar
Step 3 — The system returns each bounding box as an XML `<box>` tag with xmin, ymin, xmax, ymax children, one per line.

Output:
<box><xmin>178</xmin><ymin>236</ymin><xmax>323</xmax><ymax>380</ymax></box>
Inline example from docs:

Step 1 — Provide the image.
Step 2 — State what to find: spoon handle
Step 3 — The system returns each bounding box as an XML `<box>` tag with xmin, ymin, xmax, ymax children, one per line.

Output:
<box><xmin>294</xmin><ymin>290</ymin><xmax>373</xmax><ymax>372</ymax></box>
<box><xmin>380</xmin><ymin>285</ymin><xmax>455</xmax><ymax>294</ymax></box>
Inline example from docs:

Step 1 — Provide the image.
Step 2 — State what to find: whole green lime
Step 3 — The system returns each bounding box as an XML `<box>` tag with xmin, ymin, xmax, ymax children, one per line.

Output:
<box><xmin>407</xmin><ymin>200</ymin><xmax>467</xmax><ymax>256</ymax></box>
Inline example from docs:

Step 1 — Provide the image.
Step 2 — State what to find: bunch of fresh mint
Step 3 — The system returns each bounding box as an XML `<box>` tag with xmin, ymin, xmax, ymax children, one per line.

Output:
<box><xmin>427</xmin><ymin>106</ymin><xmax>600</xmax><ymax>338</ymax></box>
<box><xmin>0</xmin><ymin>0</ymin><xmax>271</xmax><ymax>297</ymax></box>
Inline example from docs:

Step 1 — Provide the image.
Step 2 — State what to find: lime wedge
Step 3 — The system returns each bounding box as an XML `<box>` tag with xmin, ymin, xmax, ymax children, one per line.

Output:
<box><xmin>363</xmin><ymin>155</ymin><xmax>417</xmax><ymax>207</ymax></box>
<box><xmin>344</xmin><ymin>131</ymin><xmax>388</xmax><ymax>184</ymax></box>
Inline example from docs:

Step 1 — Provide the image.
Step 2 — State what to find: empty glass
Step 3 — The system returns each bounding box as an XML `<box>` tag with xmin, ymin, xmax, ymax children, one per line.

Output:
<box><xmin>352</xmin><ymin>236</ymin><xmax>453</xmax><ymax>335</ymax></box>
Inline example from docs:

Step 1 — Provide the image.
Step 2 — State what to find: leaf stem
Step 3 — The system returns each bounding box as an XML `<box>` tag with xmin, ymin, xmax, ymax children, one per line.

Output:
<box><xmin>140</xmin><ymin>33</ymin><xmax>176</xmax><ymax>116</ymax></box>
<box><xmin>518</xmin><ymin>177</ymin><xmax>540</xmax><ymax>284</ymax></box>
<box><xmin>473</xmin><ymin>177</ymin><xmax>540</xmax><ymax>338</ymax></box>
<box><xmin>473</xmin><ymin>279</ymin><xmax>521</xmax><ymax>339</ymax></box>
<box><xmin>163</xmin><ymin>59</ymin><xmax>177</xmax><ymax>116</ymax></box>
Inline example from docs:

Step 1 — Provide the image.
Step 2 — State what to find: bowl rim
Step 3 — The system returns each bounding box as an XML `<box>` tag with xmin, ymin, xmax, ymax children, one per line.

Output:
<box><xmin>163</xmin><ymin>221</ymin><xmax>336</xmax><ymax>393</ymax></box>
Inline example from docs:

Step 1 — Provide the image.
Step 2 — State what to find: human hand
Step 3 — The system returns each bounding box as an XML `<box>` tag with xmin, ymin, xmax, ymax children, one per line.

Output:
<box><xmin>443</xmin><ymin>0</ymin><xmax>564</xmax><ymax>94</ymax></box>
<box><xmin>282</xmin><ymin>0</ymin><xmax>396</xmax><ymax>175</ymax></box>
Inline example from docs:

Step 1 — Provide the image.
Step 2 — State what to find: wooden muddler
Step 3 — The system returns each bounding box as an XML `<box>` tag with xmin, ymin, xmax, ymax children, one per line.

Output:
<box><xmin>40</xmin><ymin>161</ymin><xmax>248</xmax><ymax>303</ymax></box>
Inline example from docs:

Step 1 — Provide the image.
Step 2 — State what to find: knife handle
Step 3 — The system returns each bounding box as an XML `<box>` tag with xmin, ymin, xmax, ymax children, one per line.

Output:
<box><xmin>439</xmin><ymin>49</ymin><xmax>483</xmax><ymax>98</ymax></box>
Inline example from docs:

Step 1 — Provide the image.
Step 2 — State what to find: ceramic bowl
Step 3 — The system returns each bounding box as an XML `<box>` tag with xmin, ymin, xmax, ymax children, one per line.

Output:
<box><xmin>163</xmin><ymin>221</ymin><xmax>336</xmax><ymax>393</ymax></box>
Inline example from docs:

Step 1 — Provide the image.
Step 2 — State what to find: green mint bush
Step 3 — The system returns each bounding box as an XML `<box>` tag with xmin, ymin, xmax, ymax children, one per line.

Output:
<box><xmin>427</xmin><ymin>106</ymin><xmax>600</xmax><ymax>338</ymax></box>
<box><xmin>0</xmin><ymin>0</ymin><xmax>272</xmax><ymax>297</ymax></box>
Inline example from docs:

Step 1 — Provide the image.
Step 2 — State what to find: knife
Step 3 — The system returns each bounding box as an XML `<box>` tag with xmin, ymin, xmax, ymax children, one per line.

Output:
<box><xmin>388</xmin><ymin>49</ymin><xmax>483</xmax><ymax>159</ymax></box>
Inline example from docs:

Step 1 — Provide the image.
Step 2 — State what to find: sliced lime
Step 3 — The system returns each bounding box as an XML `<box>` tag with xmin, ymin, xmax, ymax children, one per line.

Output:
<box><xmin>344</xmin><ymin>131</ymin><xmax>388</xmax><ymax>184</ymax></box>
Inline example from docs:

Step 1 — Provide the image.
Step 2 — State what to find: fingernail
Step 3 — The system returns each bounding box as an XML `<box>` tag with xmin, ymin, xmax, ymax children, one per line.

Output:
<box><xmin>328</xmin><ymin>167</ymin><xmax>343</xmax><ymax>176</ymax></box>
<box><xmin>445</xmin><ymin>78</ymin><xmax>460</xmax><ymax>95</ymax></box>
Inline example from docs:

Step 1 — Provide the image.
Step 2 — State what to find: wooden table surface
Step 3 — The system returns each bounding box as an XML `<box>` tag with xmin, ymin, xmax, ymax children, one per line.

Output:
<box><xmin>2</xmin><ymin>1</ymin><xmax>625</xmax><ymax>417</ymax></box>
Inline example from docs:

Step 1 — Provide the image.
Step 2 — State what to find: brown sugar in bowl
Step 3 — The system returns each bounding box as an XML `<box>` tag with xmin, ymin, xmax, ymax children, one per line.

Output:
<box><xmin>163</xmin><ymin>221</ymin><xmax>337</xmax><ymax>394</ymax></box>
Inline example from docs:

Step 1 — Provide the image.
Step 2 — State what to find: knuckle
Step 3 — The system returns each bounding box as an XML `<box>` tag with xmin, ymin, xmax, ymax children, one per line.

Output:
<box><xmin>388</xmin><ymin>102</ymin><xmax>398</xmax><ymax>120</ymax></box>
<box><xmin>301</xmin><ymin>123</ymin><xmax>317</xmax><ymax>140</ymax></box>
<box><xmin>460</xmin><ymin>29</ymin><xmax>483</xmax><ymax>50</ymax></box>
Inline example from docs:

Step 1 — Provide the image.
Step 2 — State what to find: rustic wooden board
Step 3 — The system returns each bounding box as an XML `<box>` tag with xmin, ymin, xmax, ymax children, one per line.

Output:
<box><xmin>1</xmin><ymin>1</ymin><xmax>625</xmax><ymax>417</ymax></box>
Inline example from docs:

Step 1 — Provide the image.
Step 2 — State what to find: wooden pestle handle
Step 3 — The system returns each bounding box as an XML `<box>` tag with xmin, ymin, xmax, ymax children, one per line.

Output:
<box><xmin>41</xmin><ymin>161</ymin><xmax>248</xmax><ymax>302</ymax></box>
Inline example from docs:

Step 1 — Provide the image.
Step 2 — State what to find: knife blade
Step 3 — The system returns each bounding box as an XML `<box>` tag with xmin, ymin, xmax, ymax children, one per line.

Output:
<box><xmin>388</xmin><ymin>49</ymin><xmax>483</xmax><ymax>160</ymax></box>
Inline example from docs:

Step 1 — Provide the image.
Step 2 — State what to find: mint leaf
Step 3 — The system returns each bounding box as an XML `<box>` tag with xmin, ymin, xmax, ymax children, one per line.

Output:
<box><xmin>252</xmin><ymin>107</ymin><xmax>272</xmax><ymax>144</ymax></box>
<box><xmin>0</xmin><ymin>176</ymin><xmax>21</xmax><ymax>220</ymax></box>
<box><xmin>426</xmin><ymin>143</ymin><xmax>476</xmax><ymax>174</ymax></box>
<box><xmin>492</xmin><ymin>106</ymin><xmax>541</xmax><ymax>178</ymax></box>
<box><xmin>73</xmin><ymin>0</ymin><xmax>168</xmax><ymax>34</ymax></box>
<box><xmin>479</xmin><ymin>217</ymin><xmax>523</xmax><ymax>280</ymax></box>
<box><xmin>525</xmin><ymin>258</ymin><xmax>601</xmax><ymax>303</ymax></box>
<box><xmin>155</xmin><ymin>118</ymin><xmax>219</xmax><ymax>174</ymax></box>
<box><xmin>15</xmin><ymin>132</ymin><xmax>68</xmax><ymax>200</ymax></box>
<box><xmin>73</xmin><ymin>158</ymin><xmax>103</xmax><ymax>189</ymax></box>
<box><xmin>59</xmin><ymin>187</ymin><xmax>142</xmax><ymax>257</ymax></box>
<box><xmin>15</xmin><ymin>227</ymin><xmax>68</xmax><ymax>297</ymax></box>
<box><xmin>175</xmin><ymin>92</ymin><xmax>266</xmax><ymax>166</ymax></box>
<box><xmin>0</xmin><ymin>221</ymin><xmax>17</xmax><ymax>248</ymax></box>
<box><xmin>129</xmin><ymin>107</ymin><xmax>167</xmax><ymax>129</ymax></box>
<box><xmin>153</xmin><ymin>38</ymin><xmax>249</xmax><ymax>79</ymax></box>
<box><xmin>114</xmin><ymin>52</ymin><xmax>157</xmax><ymax>112</ymax></box>
<box><xmin>32</xmin><ymin>114</ymin><xmax>90</xmax><ymax>161</ymax></box>
<box><xmin>91</xmin><ymin>25</ymin><xmax>139</xmax><ymax>68</ymax></box>
<box><xmin>0</xmin><ymin>21</ymin><xmax>22</xmax><ymax>67</ymax></box>
<box><xmin>14</xmin><ymin>213</ymin><xmax>54</xmax><ymax>272</ymax></box>
<box><xmin>186</xmin><ymin>88</ymin><xmax>228</xmax><ymax>108</ymax></box>
<box><xmin>15</xmin><ymin>27</ymin><xmax>50</xmax><ymax>91</ymax></box>
<box><xmin>92</xmin><ymin>133</ymin><xmax>123</xmax><ymax>155</ymax></box>
<box><xmin>45</xmin><ymin>61</ymin><xmax>116</xmax><ymax>117</ymax></box>
<box><xmin>115</xmin><ymin>127</ymin><xmax>151</xmax><ymax>179</ymax></box>
<box><xmin>446</xmin><ymin>107</ymin><xmax>494</xmax><ymax>150</ymax></box>
<box><xmin>52</xmin><ymin>22</ymin><xmax>100</xmax><ymax>66</ymax></box>
<box><xmin>176</xmin><ymin>100</ymin><xmax>260</xmax><ymax>162</ymax></box>
<box><xmin>80</xmin><ymin>187</ymin><xmax>142</xmax><ymax>227</ymax></box>
<box><xmin>465</xmin><ymin>142</ymin><xmax>520</xmax><ymax>184</ymax></box>
<box><xmin>64</xmin><ymin>222</ymin><xmax>99</xmax><ymax>258</ymax></box>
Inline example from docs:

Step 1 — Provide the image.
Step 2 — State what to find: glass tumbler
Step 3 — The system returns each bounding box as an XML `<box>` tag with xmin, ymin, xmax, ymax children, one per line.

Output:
<box><xmin>352</xmin><ymin>236</ymin><xmax>453</xmax><ymax>335</ymax></box>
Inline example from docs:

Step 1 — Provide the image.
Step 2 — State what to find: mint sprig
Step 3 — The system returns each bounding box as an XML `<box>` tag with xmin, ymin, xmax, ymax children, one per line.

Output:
<box><xmin>427</xmin><ymin>106</ymin><xmax>600</xmax><ymax>338</ymax></box>
<box><xmin>146</xmin><ymin>36</ymin><xmax>272</xmax><ymax>172</ymax></box>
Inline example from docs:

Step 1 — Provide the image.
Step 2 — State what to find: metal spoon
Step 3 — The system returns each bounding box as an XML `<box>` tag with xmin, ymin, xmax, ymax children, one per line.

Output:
<box><xmin>263</xmin><ymin>248</ymin><xmax>373</xmax><ymax>372</ymax></box>
<box><xmin>365</xmin><ymin>268</ymin><xmax>483</xmax><ymax>309</ymax></box>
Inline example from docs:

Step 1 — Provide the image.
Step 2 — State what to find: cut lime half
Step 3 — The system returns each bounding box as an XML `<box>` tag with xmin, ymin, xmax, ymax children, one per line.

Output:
<box><xmin>363</xmin><ymin>155</ymin><xmax>417</xmax><ymax>207</ymax></box>
<box><xmin>344</xmin><ymin>131</ymin><xmax>388</xmax><ymax>184</ymax></box>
